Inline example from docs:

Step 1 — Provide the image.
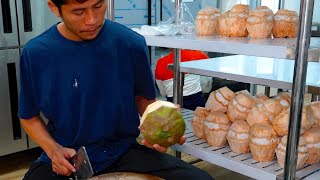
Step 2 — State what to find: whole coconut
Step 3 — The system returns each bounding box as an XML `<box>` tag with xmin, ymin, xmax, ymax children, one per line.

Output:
<box><xmin>139</xmin><ymin>100</ymin><xmax>186</xmax><ymax>147</ymax></box>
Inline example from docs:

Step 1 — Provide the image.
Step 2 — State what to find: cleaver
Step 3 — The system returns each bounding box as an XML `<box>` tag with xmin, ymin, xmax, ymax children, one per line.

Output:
<box><xmin>70</xmin><ymin>146</ymin><xmax>94</xmax><ymax>180</ymax></box>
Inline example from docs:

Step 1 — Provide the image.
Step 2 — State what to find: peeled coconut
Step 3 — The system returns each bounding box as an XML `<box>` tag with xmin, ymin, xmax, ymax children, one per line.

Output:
<box><xmin>139</xmin><ymin>100</ymin><xmax>186</xmax><ymax>147</ymax></box>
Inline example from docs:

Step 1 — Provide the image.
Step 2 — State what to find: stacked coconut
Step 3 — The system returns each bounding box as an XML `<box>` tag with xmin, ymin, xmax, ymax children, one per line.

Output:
<box><xmin>191</xmin><ymin>86</ymin><xmax>320</xmax><ymax>169</ymax></box>
<box><xmin>195</xmin><ymin>4</ymin><xmax>299</xmax><ymax>38</ymax></box>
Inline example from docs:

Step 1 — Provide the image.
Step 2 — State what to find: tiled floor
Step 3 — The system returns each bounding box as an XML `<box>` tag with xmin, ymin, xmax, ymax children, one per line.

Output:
<box><xmin>0</xmin><ymin>148</ymin><xmax>42</xmax><ymax>180</ymax></box>
<box><xmin>180</xmin><ymin>152</ymin><xmax>250</xmax><ymax>179</ymax></box>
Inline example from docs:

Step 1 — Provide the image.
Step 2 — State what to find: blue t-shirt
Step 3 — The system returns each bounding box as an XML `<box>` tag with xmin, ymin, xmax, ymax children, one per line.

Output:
<box><xmin>18</xmin><ymin>20</ymin><xmax>156</xmax><ymax>173</ymax></box>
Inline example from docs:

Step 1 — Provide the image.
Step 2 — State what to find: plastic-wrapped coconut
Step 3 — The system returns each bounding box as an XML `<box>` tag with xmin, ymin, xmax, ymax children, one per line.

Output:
<box><xmin>139</xmin><ymin>100</ymin><xmax>186</xmax><ymax>147</ymax></box>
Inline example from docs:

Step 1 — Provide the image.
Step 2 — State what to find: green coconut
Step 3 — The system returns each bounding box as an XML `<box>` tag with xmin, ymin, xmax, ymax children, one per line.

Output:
<box><xmin>139</xmin><ymin>100</ymin><xmax>186</xmax><ymax>147</ymax></box>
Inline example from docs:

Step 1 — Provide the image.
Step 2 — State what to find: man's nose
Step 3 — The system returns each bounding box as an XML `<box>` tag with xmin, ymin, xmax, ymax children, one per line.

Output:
<box><xmin>84</xmin><ymin>10</ymin><xmax>97</xmax><ymax>25</ymax></box>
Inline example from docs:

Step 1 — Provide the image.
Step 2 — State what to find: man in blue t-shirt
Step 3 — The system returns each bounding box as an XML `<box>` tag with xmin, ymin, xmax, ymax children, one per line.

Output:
<box><xmin>19</xmin><ymin>0</ymin><xmax>213</xmax><ymax>180</ymax></box>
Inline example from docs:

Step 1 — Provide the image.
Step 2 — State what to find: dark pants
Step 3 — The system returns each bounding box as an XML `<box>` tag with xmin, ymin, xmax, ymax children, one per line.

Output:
<box><xmin>23</xmin><ymin>144</ymin><xmax>214</xmax><ymax>180</ymax></box>
<box><xmin>167</xmin><ymin>92</ymin><xmax>206</xmax><ymax>111</ymax></box>
<box><xmin>211</xmin><ymin>77</ymin><xmax>250</xmax><ymax>93</ymax></box>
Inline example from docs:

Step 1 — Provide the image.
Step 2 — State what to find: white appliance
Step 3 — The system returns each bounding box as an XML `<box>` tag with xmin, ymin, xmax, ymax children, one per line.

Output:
<box><xmin>0</xmin><ymin>0</ymin><xmax>60</xmax><ymax>156</ymax></box>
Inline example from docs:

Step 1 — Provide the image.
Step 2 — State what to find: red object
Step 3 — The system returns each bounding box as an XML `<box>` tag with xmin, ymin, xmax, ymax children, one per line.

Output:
<box><xmin>155</xmin><ymin>50</ymin><xmax>209</xmax><ymax>80</ymax></box>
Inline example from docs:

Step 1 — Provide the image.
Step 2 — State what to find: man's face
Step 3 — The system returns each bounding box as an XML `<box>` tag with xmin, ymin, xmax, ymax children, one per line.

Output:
<box><xmin>58</xmin><ymin>0</ymin><xmax>106</xmax><ymax>41</ymax></box>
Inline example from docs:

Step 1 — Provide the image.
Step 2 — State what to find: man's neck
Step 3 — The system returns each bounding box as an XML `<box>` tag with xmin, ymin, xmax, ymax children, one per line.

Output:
<box><xmin>57</xmin><ymin>22</ymin><xmax>83</xmax><ymax>41</ymax></box>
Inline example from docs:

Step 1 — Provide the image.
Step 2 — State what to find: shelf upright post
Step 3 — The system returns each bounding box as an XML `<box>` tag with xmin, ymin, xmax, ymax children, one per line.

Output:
<box><xmin>173</xmin><ymin>0</ymin><xmax>183</xmax><ymax>106</ymax></box>
<box><xmin>216</xmin><ymin>0</ymin><xmax>222</xmax><ymax>10</ymax></box>
<box><xmin>256</xmin><ymin>0</ymin><xmax>261</xmax><ymax>7</ymax></box>
<box><xmin>279</xmin><ymin>0</ymin><xmax>285</xmax><ymax>9</ymax></box>
<box><xmin>249</xmin><ymin>0</ymin><xmax>261</xmax><ymax>9</ymax></box>
<box><xmin>173</xmin><ymin>49</ymin><xmax>183</xmax><ymax>106</ymax></box>
<box><xmin>250</xmin><ymin>85</ymin><xmax>257</xmax><ymax>96</ymax></box>
<box><xmin>173</xmin><ymin>0</ymin><xmax>183</xmax><ymax>159</ymax></box>
<box><xmin>283</xmin><ymin>0</ymin><xmax>314</xmax><ymax>179</ymax></box>
<box><xmin>265</xmin><ymin>87</ymin><xmax>271</xmax><ymax>97</ymax></box>
<box><xmin>106</xmin><ymin>0</ymin><xmax>115</xmax><ymax>21</ymax></box>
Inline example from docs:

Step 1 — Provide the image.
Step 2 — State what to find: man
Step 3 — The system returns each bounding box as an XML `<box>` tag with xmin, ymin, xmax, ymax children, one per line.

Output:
<box><xmin>19</xmin><ymin>0</ymin><xmax>214</xmax><ymax>180</ymax></box>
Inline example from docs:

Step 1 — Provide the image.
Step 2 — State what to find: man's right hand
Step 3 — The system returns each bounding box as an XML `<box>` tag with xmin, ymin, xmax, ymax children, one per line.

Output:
<box><xmin>47</xmin><ymin>144</ymin><xmax>76</xmax><ymax>176</ymax></box>
<box><xmin>20</xmin><ymin>117</ymin><xmax>76</xmax><ymax>176</ymax></box>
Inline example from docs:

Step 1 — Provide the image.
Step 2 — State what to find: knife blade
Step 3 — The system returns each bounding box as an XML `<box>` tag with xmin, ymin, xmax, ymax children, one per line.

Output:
<box><xmin>70</xmin><ymin>146</ymin><xmax>94</xmax><ymax>180</ymax></box>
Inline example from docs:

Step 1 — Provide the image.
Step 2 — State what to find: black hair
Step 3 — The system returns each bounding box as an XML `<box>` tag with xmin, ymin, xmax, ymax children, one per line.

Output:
<box><xmin>51</xmin><ymin>0</ymin><xmax>88</xmax><ymax>11</ymax></box>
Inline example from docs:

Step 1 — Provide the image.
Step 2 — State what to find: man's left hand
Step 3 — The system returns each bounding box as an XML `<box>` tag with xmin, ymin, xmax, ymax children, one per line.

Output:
<box><xmin>141</xmin><ymin>135</ymin><xmax>186</xmax><ymax>153</ymax></box>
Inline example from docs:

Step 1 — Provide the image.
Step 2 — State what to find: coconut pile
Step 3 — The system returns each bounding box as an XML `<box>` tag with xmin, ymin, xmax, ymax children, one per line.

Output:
<box><xmin>195</xmin><ymin>4</ymin><xmax>298</xmax><ymax>38</ymax></box>
<box><xmin>191</xmin><ymin>86</ymin><xmax>320</xmax><ymax>168</ymax></box>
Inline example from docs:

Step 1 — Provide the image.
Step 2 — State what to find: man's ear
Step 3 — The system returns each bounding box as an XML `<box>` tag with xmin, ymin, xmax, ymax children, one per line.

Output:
<box><xmin>48</xmin><ymin>0</ymin><xmax>61</xmax><ymax>17</ymax></box>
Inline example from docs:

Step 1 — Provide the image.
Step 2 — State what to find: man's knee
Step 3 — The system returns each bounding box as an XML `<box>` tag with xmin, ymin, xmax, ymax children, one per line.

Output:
<box><xmin>189</xmin><ymin>167</ymin><xmax>214</xmax><ymax>180</ymax></box>
<box><xmin>167</xmin><ymin>164</ymin><xmax>214</xmax><ymax>180</ymax></box>
<box><xmin>23</xmin><ymin>162</ymin><xmax>67</xmax><ymax>180</ymax></box>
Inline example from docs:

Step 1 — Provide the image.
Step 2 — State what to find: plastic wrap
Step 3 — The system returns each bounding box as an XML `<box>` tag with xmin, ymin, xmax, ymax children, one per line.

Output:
<box><xmin>133</xmin><ymin>3</ymin><xmax>195</xmax><ymax>36</ymax></box>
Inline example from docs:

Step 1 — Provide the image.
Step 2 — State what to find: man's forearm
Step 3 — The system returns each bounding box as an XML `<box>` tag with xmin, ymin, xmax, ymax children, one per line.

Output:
<box><xmin>20</xmin><ymin>116</ymin><xmax>59</xmax><ymax>154</ymax></box>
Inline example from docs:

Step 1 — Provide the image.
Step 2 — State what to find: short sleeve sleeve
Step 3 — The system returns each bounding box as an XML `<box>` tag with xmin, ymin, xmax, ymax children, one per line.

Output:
<box><xmin>133</xmin><ymin>38</ymin><xmax>156</xmax><ymax>100</ymax></box>
<box><xmin>18</xmin><ymin>48</ymin><xmax>40</xmax><ymax>119</ymax></box>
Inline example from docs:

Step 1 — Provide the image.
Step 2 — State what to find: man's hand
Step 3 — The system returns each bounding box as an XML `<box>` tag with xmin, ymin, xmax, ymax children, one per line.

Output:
<box><xmin>141</xmin><ymin>135</ymin><xmax>186</xmax><ymax>153</ymax></box>
<box><xmin>47</xmin><ymin>144</ymin><xmax>76</xmax><ymax>176</ymax></box>
<box><xmin>20</xmin><ymin>117</ymin><xmax>76</xmax><ymax>176</ymax></box>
